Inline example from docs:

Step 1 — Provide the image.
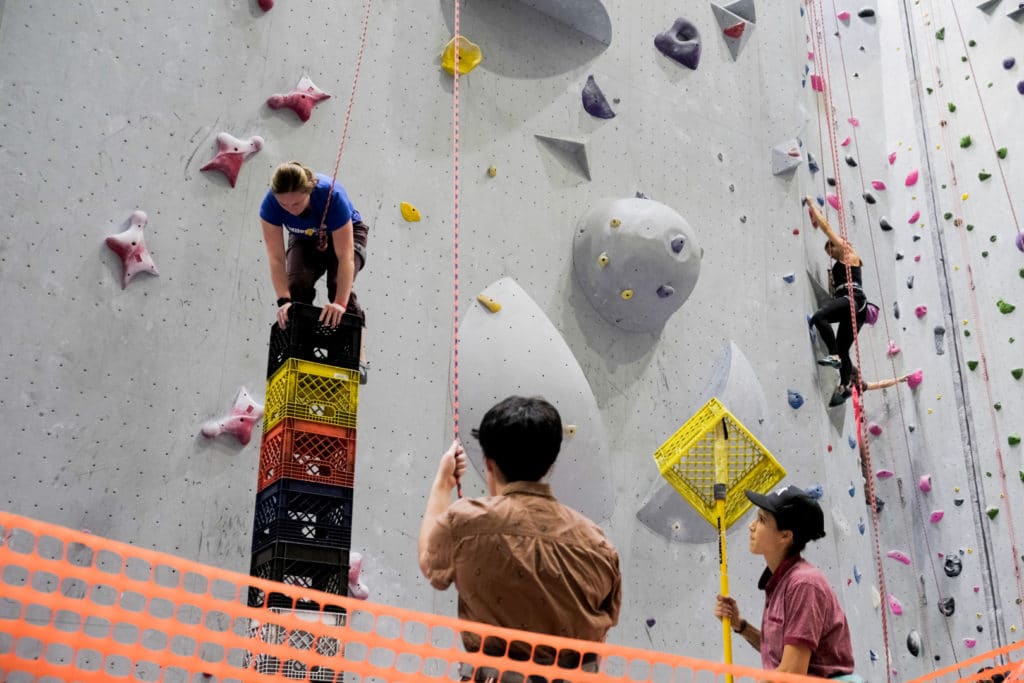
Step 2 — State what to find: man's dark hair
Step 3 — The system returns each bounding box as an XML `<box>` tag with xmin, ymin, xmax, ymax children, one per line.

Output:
<box><xmin>472</xmin><ymin>396</ymin><xmax>562</xmax><ymax>482</ymax></box>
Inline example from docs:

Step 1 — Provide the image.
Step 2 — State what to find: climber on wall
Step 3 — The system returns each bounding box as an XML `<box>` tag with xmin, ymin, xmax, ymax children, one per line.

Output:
<box><xmin>260</xmin><ymin>160</ymin><xmax>370</xmax><ymax>382</ymax></box>
<box><xmin>714</xmin><ymin>487</ymin><xmax>862</xmax><ymax>683</ymax></box>
<box><xmin>806</xmin><ymin>196</ymin><xmax>867</xmax><ymax>407</ymax></box>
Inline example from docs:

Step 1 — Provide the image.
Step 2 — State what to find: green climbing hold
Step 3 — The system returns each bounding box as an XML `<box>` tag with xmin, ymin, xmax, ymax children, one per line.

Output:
<box><xmin>981</xmin><ymin>252</ymin><xmax>989</xmax><ymax>258</ymax></box>
<box><xmin>1011</xmin><ymin>338</ymin><xmax>1016</xmax><ymax>344</ymax></box>
<box><xmin>990</xmin><ymin>235</ymin><xmax>998</xmax><ymax>243</ymax></box>
<box><xmin>967</xmin><ymin>360</ymin><xmax>979</xmax><ymax>371</ymax></box>
<box><xmin>979</xmin><ymin>171</ymin><xmax>992</xmax><ymax>181</ymax></box>
<box><xmin>960</xmin><ymin>135</ymin><xmax>972</xmax><ymax>147</ymax></box>
<box><xmin>997</xmin><ymin>147</ymin><xmax>1008</xmax><ymax>159</ymax></box>
<box><xmin>944</xmin><ymin>212</ymin><xmax>954</xmax><ymax>220</ymax></box>
<box><xmin>1020</xmin><ymin>470</ymin><xmax>1024</xmax><ymax>483</ymax></box>
<box><xmin>1009</xmin><ymin>435</ymin><xmax>1022</xmax><ymax>446</ymax></box>
<box><xmin>987</xmin><ymin>506</ymin><xmax>999</xmax><ymax>520</ymax></box>
<box><xmin>1012</xmin><ymin>368</ymin><xmax>1024</xmax><ymax>380</ymax></box>
<box><xmin>997</xmin><ymin>299</ymin><xmax>1016</xmax><ymax>314</ymax></box>
<box><xmin>965</xmin><ymin>329</ymin><xmax>973</xmax><ymax>336</ymax></box>
<box><xmin>961</xmin><ymin>56</ymin><xmax>968</xmax><ymax>63</ymax></box>
<box><xmin>936</xmin><ymin>27</ymin><xmax>946</xmax><ymax>40</ymax></box>
<box><xmin>967</xmin><ymin>224</ymin><xmax>975</xmax><ymax>231</ymax></box>
<box><xmin>969</xmin><ymin>39</ymin><xmax>977</xmax><ymax>47</ymax></box>
<box><xmin>1020</xmin><ymin>268</ymin><xmax>1024</xmax><ymax>278</ymax></box>
<box><xmin>926</xmin><ymin>87</ymin><xmax>934</xmax><ymax>94</ymax></box>
<box><xmin>995</xmin><ymin>403</ymin><xmax>1002</xmax><ymax>411</ymax></box>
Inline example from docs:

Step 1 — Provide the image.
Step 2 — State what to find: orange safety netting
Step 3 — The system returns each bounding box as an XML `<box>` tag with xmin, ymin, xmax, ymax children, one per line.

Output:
<box><xmin>0</xmin><ymin>511</ymin><xmax>1019</xmax><ymax>683</ymax></box>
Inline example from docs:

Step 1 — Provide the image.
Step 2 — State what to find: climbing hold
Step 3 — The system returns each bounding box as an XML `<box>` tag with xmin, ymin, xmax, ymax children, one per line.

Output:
<box><xmin>889</xmin><ymin>152</ymin><xmax>897</xmax><ymax>165</ymax></box>
<box><xmin>1009</xmin><ymin>434</ymin><xmax>1022</xmax><ymax>446</ymax></box>
<box><xmin>807</xmin><ymin>152</ymin><xmax>820</xmax><ymax>174</ymax></box>
<box><xmin>944</xmin><ymin>556</ymin><xmax>963</xmax><ymax>577</ymax></box>
<box><xmin>258</xmin><ymin>0</ymin><xmax>273</xmax><ymax>10</ymax></box>
<box><xmin>964</xmin><ymin>638</ymin><xmax>978</xmax><ymax>649</ymax></box>
<box><xmin>1017</xmin><ymin>233</ymin><xmax>1024</xmax><ymax>252</ymax></box>
<box><xmin>909</xmin><ymin>210</ymin><xmax>921</xmax><ymax>223</ymax></box>
<box><xmin>871</xmin><ymin>180</ymin><xmax>887</xmax><ymax>191</ymax></box>
<box><xmin>979</xmin><ymin>171</ymin><xmax>992</xmax><ymax>181</ymax></box>
<box><xmin>565</xmin><ymin>425</ymin><xmax>578</xmax><ymax>437</ymax></box>
<box><xmin>877</xmin><ymin>469</ymin><xmax>894</xmax><ymax>478</ymax></box>
<box><xmin>997</xmin><ymin>147</ymin><xmax>1008</xmax><ymax>159</ymax></box>
<box><xmin>967</xmin><ymin>360</ymin><xmax>979</xmax><ymax>371</ymax></box>
<box><xmin>200</xmin><ymin>132</ymin><xmax>264</xmax><ymax>188</ymax></box>
<box><xmin>1011</xmin><ymin>4</ymin><xmax>1024</xmax><ymax>22</ymax></box>
<box><xmin>788</xmin><ymin>389</ymin><xmax>804</xmax><ymax>409</ymax></box>
<box><xmin>998</xmin><ymin>299</ymin><xmax>1017</xmax><ymax>315</ymax></box>
<box><xmin>869</xmin><ymin>423</ymin><xmax>883</xmax><ymax>436</ymax></box>
<box><xmin>1005</xmin><ymin>57</ymin><xmax>1017</xmax><ymax>69</ymax></box>
<box><xmin>936</xmin><ymin>27</ymin><xmax>946</xmax><ymax>40</ymax></box>
<box><xmin>949</xmin><ymin>102</ymin><xmax>958</xmax><ymax>113</ymax></box>
<box><xmin>848</xmin><ymin>484</ymin><xmax>856</xmax><ymax>497</ymax></box>
<box><xmin>400</xmin><ymin>201</ymin><xmax>422</xmax><ymax>222</ymax></box>
<box><xmin>857</xmin><ymin>519</ymin><xmax>865</xmax><ymax>535</ymax></box>
<box><xmin>620</xmin><ymin>289</ymin><xmax>634</xmax><ymax>300</ymax></box>
<box><xmin>771</xmin><ymin>140</ymin><xmax>804</xmax><ymax>175</ymax></box>
<box><xmin>995</xmin><ymin>402</ymin><xmax>1002</xmax><ymax>410</ymax></box>
<box><xmin>863</xmin><ymin>193</ymin><xmax>877</xmax><ymax>204</ymax></box>
<box><xmin>894</xmin><ymin>302</ymin><xmax>901</xmax><ymax>319</ymax></box>
<box><xmin>887</xmin><ymin>340</ymin><xmax>901</xmax><ymax>357</ymax></box>
<box><xmin>880</xmin><ymin>217</ymin><xmax>894</xmax><ymax>232</ymax></box>
<box><xmin>960</xmin><ymin>135</ymin><xmax>972</xmax><ymax>148</ymax></box>
<box><xmin>646</xmin><ymin>617</ymin><xmax>657</xmax><ymax>628</ymax></box>
<box><xmin>105</xmin><ymin>210</ymin><xmax>159</xmax><ymax>289</ymax></box>
<box><xmin>597</xmin><ymin>252</ymin><xmax>610</xmax><ymax>267</ymax></box>
<box><xmin>848</xmin><ymin>435</ymin><xmax>857</xmax><ymax>449</ymax></box>
<box><xmin>201</xmin><ymin>386</ymin><xmax>264</xmax><ymax>446</ymax></box>
<box><xmin>654</xmin><ymin>18</ymin><xmax>702</xmax><ymax>70</ymax></box>
<box><xmin>656</xmin><ymin>285</ymin><xmax>675</xmax><ymax>298</ymax></box>
<box><xmin>487</xmin><ymin>165</ymin><xmax>498</xmax><ymax>177</ymax></box>
<box><xmin>476</xmin><ymin>294</ymin><xmax>502</xmax><ymax>313</ymax></box>
<box><xmin>907</xmin><ymin>631</ymin><xmax>921</xmax><ymax>657</ymax></box>
<box><xmin>582</xmin><ymin>75</ymin><xmax>616</xmax><ymax>119</ymax></box>
<box><xmin>837</xmin><ymin>10</ymin><xmax>851</xmax><ymax>21</ymax></box>
<box><xmin>853</xmin><ymin>565</ymin><xmax>862</xmax><ymax>583</ymax></box>
<box><xmin>610</xmin><ymin>218</ymin><xmax>622</xmax><ymax>228</ymax></box>
<box><xmin>889</xmin><ymin>594</ymin><xmax>904</xmax><ymax>616</ymax></box>
<box><xmin>915</xmin><ymin>305</ymin><xmax>928</xmax><ymax>319</ymax></box>
<box><xmin>810</xmin><ymin>74</ymin><xmax>825</xmax><ymax>92</ymax></box>
<box><xmin>841</xmin><ymin>136</ymin><xmax>851</xmax><ymax>147</ymax></box>
<box><xmin>857</xmin><ymin>8</ymin><xmax>875</xmax><ymax>18</ymax></box>
<box><xmin>869</xmin><ymin>650</ymin><xmax>878</xmax><ymax>663</ymax></box>
<box><xmin>907</xmin><ymin>369</ymin><xmax>924</xmax><ymax>389</ymax></box>
<box><xmin>266</xmin><ymin>74</ymin><xmax>331</xmax><ymax>122</ymax></box>
<box><xmin>1018</xmin><ymin>80</ymin><xmax>1024</xmax><ymax>95</ymax></box>
<box><xmin>939</xmin><ymin>597</ymin><xmax>956</xmax><ymax>616</ymax></box>
<box><xmin>826</xmin><ymin>194</ymin><xmax>840</xmax><ymax>210</ymax></box>
<box><xmin>782</xmin><ymin>272</ymin><xmax>796</xmax><ymax>283</ymax></box>
<box><xmin>534</xmin><ymin>136</ymin><xmax>590</xmax><ymax>181</ymax></box>
<box><xmin>711</xmin><ymin>0</ymin><xmax>756</xmax><ymax>60</ymax></box>
<box><xmin>919</xmin><ymin>475</ymin><xmax>932</xmax><ymax>492</ymax></box>
<box><xmin>931</xmin><ymin>510</ymin><xmax>945</xmax><ymax>523</ymax></box>
<box><xmin>441</xmin><ymin>36</ymin><xmax>483</xmax><ymax>75</ymax></box>
<box><xmin>954</xmin><ymin>498</ymin><xmax>965</xmax><ymax>506</ymax></box>
<box><xmin>887</xmin><ymin>550</ymin><xmax>912</xmax><ymax>565</ymax></box>
<box><xmin>906</xmin><ymin>169</ymin><xmax>919</xmax><ymax>186</ymax></box>
<box><xmin>1012</xmin><ymin>368</ymin><xmax>1023</xmax><ymax>380</ymax></box>
<box><xmin>802</xmin><ymin>484</ymin><xmax>823</xmax><ymax>500</ymax></box>
<box><xmin>348</xmin><ymin>551</ymin><xmax>370</xmax><ymax>600</ymax></box>
<box><xmin>907</xmin><ymin>276</ymin><xmax>914</xmax><ymax>289</ymax></box>
<box><xmin>908</xmin><ymin>424</ymin><xmax>915</xmax><ymax>432</ymax></box>
<box><xmin>845</xmin><ymin>155</ymin><xmax>858</xmax><ymax>167</ymax></box>
<box><xmin>986</xmin><ymin>506</ymin><xmax>999</xmax><ymax>519</ymax></box>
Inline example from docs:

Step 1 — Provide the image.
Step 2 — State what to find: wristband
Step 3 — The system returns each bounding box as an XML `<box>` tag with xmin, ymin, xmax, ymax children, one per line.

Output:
<box><xmin>277</xmin><ymin>297</ymin><xmax>291</xmax><ymax>307</ymax></box>
<box><xmin>733</xmin><ymin>619</ymin><xmax>747</xmax><ymax>634</ymax></box>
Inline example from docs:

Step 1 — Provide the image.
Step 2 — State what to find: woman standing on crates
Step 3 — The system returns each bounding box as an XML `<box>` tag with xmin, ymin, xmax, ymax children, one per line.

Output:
<box><xmin>260</xmin><ymin>161</ymin><xmax>370</xmax><ymax>381</ymax></box>
<box><xmin>713</xmin><ymin>487</ymin><xmax>862</xmax><ymax>682</ymax></box>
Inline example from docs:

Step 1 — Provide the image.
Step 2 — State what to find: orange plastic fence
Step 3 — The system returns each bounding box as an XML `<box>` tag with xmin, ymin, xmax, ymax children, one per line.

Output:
<box><xmin>0</xmin><ymin>511</ymin><xmax>1017</xmax><ymax>683</ymax></box>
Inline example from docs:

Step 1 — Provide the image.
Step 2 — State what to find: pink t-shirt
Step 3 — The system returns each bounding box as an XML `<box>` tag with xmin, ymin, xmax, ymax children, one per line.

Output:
<box><xmin>759</xmin><ymin>556</ymin><xmax>855</xmax><ymax>678</ymax></box>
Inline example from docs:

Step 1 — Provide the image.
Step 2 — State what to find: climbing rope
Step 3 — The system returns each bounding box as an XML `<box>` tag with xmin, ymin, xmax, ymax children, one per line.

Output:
<box><xmin>452</xmin><ymin>0</ymin><xmax>463</xmax><ymax>497</ymax></box>
<box><xmin>316</xmin><ymin>0</ymin><xmax>374</xmax><ymax>251</ymax></box>
<box><xmin>805</xmin><ymin>1</ymin><xmax>894</xmax><ymax>678</ymax></box>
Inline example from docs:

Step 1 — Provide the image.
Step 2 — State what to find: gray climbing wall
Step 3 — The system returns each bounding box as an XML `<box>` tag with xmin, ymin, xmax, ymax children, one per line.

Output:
<box><xmin>0</xmin><ymin>0</ymin><xmax>1020</xmax><ymax>680</ymax></box>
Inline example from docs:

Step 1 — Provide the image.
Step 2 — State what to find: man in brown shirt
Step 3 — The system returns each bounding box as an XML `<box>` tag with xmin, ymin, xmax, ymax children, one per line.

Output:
<box><xmin>418</xmin><ymin>396</ymin><xmax>622</xmax><ymax>681</ymax></box>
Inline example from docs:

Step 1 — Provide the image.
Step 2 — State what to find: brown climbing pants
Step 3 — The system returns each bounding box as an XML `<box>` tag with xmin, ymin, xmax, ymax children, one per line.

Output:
<box><xmin>286</xmin><ymin>220</ymin><xmax>369</xmax><ymax>322</ymax></box>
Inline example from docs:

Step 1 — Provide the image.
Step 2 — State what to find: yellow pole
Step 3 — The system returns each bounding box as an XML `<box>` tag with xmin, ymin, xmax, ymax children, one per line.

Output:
<box><xmin>714</xmin><ymin>422</ymin><xmax>733</xmax><ymax>683</ymax></box>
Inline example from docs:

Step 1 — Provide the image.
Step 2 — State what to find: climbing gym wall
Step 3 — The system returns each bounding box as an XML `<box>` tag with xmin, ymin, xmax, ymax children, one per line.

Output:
<box><xmin>0</xmin><ymin>1</ymin><xmax>1020</xmax><ymax>682</ymax></box>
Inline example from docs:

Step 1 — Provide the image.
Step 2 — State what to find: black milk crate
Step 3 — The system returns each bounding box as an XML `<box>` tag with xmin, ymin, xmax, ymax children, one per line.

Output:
<box><xmin>267</xmin><ymin>302</ymin><xmax>362</xmax><ymax>377</ymax></box>
<box><xmin>252</xmin><ymin>479</ymin><xmax>354</xmax><ymax>553</ymax></box>
<box><xmin>248</xmin><ymin>540</ymin><xmax>349</xmax><ymax>612</ymax></box>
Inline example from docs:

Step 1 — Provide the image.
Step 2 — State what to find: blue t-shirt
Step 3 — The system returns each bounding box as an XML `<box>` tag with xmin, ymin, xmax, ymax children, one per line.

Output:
<box><xmin>260</xmin><ymin>173</ymin><xmax>361</xmax><ymax>239</ymax></box>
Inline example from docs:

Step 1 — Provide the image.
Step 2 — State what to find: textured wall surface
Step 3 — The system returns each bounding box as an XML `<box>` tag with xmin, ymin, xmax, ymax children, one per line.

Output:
<box><xmin>0</xmin><ymin>0</ymin><xmax>1021</xmax><ymax>678</ymax></box>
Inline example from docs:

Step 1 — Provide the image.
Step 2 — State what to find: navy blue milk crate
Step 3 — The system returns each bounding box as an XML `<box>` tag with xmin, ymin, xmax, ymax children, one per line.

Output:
<box><xmin>267</xmin><ymin>302</ymin><xmax>362</xmax><ymax>377</ymax></box>
<box><xmin>252</xmin><ymin>479</ymin><xmax>354</xmax><ymax>553</ymax></box>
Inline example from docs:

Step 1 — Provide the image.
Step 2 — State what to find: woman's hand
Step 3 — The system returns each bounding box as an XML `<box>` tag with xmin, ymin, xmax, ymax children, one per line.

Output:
<box><xmin>319</xmin><ymin>301</ymin><xmax>346</xmax><ymax>327</ymax></box>
<box><xmin>806</xmin><ymin>196</ymin><xmax>826</xmax><ymax>230</ymax></box>
<box><xmin>276</xmin><ymin>302</ymin><xmax>292</xmax><ymax>329</ymax></box>
<box><xmin>715</xmin><ymin>594</ymin><xmax>742</xmax><ymax>625</ymax></box>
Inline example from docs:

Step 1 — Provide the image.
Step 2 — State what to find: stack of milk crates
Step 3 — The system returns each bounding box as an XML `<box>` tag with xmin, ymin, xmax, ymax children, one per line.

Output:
<box><xmin>249</xmin><ymin>302</ymin><xmax>362</xmax><ymax>615</ymax></box>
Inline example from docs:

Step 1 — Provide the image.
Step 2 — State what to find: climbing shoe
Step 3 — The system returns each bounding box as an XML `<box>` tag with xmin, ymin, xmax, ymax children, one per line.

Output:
<box><xmin>359</xmin><ymin>362</ymin><xmax>369</xmax><ymax>385</ymax></box>
<box><xmin>829</xmin><ymin>385</ymin><xmax>852</xmax><ymax>407</ymax></box>
<box><xmin>818</xmin><ymin>355</ymin><xmax>842</xmax><ymax>369</ymax></box>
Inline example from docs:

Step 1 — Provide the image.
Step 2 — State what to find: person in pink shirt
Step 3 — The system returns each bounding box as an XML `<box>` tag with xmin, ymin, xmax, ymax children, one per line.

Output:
<box><xmin>714</xmin><ymin>487</ymin><xmax>862</xmax><ymax>682</ymax></box>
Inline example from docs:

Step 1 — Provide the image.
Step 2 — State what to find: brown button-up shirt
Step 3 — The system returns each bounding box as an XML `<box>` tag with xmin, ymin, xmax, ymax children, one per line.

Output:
<box><xmin>422</xmin><ymin>481</ymin><xmax>622</xmax><ymax>655</ymax></box>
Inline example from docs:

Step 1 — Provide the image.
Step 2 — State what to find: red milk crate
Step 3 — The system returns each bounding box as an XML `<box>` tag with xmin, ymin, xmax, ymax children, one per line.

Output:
<box><xmin>258</xmin><ymin>418</ymin><xmax>356</xmax><ymax>491</ymax></box>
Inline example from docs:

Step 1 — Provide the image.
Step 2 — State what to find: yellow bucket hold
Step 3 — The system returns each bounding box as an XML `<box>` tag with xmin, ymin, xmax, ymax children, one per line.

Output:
<box><xmin>400</xmin><ymin>201</ymin><xmax>422</xmax><ymax>222</ymax></box>
<box><xmin>442</xmin><ymin>36</ymin><xmax>483</xmax><ymax>75</ymax></box>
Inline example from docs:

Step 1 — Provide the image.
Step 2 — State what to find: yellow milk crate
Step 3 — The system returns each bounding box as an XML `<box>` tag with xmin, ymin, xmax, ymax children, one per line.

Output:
<box><xmin>653</xmin><ymin>398</ymin><xmax>785</xmax><ymax>530</ymax></box>
<box><xmin>264</xmin><ymin>359</ymin><xmax>360</xmax><ymax>433</ymax></box>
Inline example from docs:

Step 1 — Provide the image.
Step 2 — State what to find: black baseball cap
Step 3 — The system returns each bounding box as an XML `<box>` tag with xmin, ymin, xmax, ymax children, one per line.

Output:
<box><xmin>745</xmin><ymin>485</ymin><xmax>826</xmax><ymax>543</ymax></box>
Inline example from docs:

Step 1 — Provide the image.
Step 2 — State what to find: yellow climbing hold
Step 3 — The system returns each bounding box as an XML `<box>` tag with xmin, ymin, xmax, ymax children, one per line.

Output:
<box><xmin>610</xmin><ymin>218</ymin><xmax>622</xmax><ymax>228</ymax></box>
<box><xmin>1012</xmin><ymin>625</ymin><xmax>1018</xmax><ymax>632</ymax></box>
<box><xmin>476</xmin><ymin>293</ymin><xmax>501</xmax><ymax>313</ymax></box>
<box><xmin>598</xmin><ymin>252</ymin><xmax>610</xmax><ymax>267</ymax></box>
<box><xmin>400</xmin><ymin>201</ymin><xmax>422</xmax><ymax>222</ymax></box>
<box><xmin>954</xmin><ymin>486</ymin><xmax>961</xmax><ymax>492</ymax></box>
<box><xmin>487</xmin><ymin>165</ymin><xmax>497</xmax><ymax>177</ymax></box>
<box><xmin>962</xmin><ymin>193</ymin><xmax>969</xmax><ymax>201</ymax></box>
<box><xmin>621</xmin><ymin>289</ymin><xmax>634</xmax><ymax>300</ymax></box>
<box><xmin>565</xmin><ymin>424</ymin><xmax>578</xmax><ymax>436</ymax></box>
<box><xmin>441</xmin><ymin>36</ymin><xmax>483</xmax><ymax>75</ymax></box>
<box><xmin>928</xmin><ymin>408</ymin><xmax>934</xmax><ymax>414</ymax></box>
<box><xmin>937</xmin><ymin>394</ymin><xmax>943</xmax><ymax>400</ymax></box>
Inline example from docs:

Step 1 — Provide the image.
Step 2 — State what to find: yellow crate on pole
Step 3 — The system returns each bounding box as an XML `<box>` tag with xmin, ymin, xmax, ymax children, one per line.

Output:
<box><xmin>654</xmin><ymin>397</ymin><xmax>786</xmax><ymax>529</ymax></box>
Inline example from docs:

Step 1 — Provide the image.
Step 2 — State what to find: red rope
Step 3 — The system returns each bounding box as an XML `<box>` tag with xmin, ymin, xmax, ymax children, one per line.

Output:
<box><xmin>452</xmin><ymin>1</ymin><xmax>463</xmax><ymax>497</ymax></box>
<box><xmin>316</xmin><ymin>0</ymin><xmax>374</xmax><ymax>251</ymax></box>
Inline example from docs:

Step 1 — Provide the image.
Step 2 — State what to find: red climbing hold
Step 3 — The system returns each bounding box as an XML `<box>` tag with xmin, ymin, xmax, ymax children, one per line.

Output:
<box><xmin>200</xmin><ymin>132</ymin><xmax>264</xmax><ymax>188</ymax></box>
<box><xmin>105</xmin><ymin>210</ymin><xmax>159</xmax><ymax>289</ymax></box>
<box><xmin>724</xmin><ymin>22</ymin><xmax>746</xmax><ymax>38</ymax></box>
<box><xmin>258</xmin><ymin>0</ymin><xmax>273</xmax><ymax>10</ymax></box>
<box><xmin>267</xmin><ymin>75</ymin><xmax>331</xmax><ymax>122</ymax></box>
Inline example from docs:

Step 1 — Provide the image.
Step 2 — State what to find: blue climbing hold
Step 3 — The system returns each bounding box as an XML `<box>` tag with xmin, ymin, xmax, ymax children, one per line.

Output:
<box><xmin>807</xmin><ymin>152</ymin><xmax>820</xmax><ymax>174</ymax></box>
<box><xmin>870</xmin><ymin>650</ymin><xmax>878</xmax><ymax>663</ymax></box>
<box><xmin>656</xmin><ymin>284</ymin><xmax>675</xmax><ymax>298</ymax></box>
<box><xmin>848</xmin><ymin>484</ymin><xmax>856</xmax><ymax>497</ymax></box>
<box><xmin>803</xmin><ymin>484</ymin><xmax>824</xmax><ymax>499</ymax></box>
<box><xmin>1005</xmin><ymin>57</ymin><xmax>1017</xmax><ymax>70</ymax></box>
<box><xmin>670</xmin><ymin>235</ymin><xmax>686</xmax><ymax>253</ymax></box>
<box><xmin>816</xmin><ymin>196</ymin><xmax>826</xmax><ymax>207</ymax></box>
<box><xmin>853</xmin><ymin>565</ymin><xmax>862</xmax><ymax>584</ymax></box>
<box><xmin>788</xmin><ymin>389</ymin><xmax>805</xmax><ymax>409</ymax></box>
<box><xmin>783</xmin><ymin>272</ymin><xmax>796</xmax><ymax>283</ymax></box>
<box><xmin>848</xmin><ymin>435</ymin><xmax>857</xmax><ymax>449</ymax></box>
<box><xmin>858</xmin><ymin>518</ymin><xmax>866</xmax><ymax>535</ymax></box>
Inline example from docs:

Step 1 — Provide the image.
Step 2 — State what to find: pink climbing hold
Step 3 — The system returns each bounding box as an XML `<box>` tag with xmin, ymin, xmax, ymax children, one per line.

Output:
<box><xmin>973</xmin><ymin>586</ymin><xmax>980</xmax><ymax>593</ymax></box>
<box><xmin>905</xmin><ymin>169</ymin><xmax>919</xmax><ymax>186</ymax></box>
<box><xmin>871</xmin><ymin>180</ymin><xmax>887</xmax><ymax>191</ymax></box>
<box><xmin>886</xmin><ymin>550</ymin><xmax>912</xmax><ymax>565</ymax></box>
<box><xmin>848</xmin><ymin>117</ymin><xmax>860</xmax><ymax>127</ymax></box>
<box><xmin>906</xmin><ymin>369</ymin><xmax>923</xmax><ymax>389</ymax></box>
<box><xmin>201</xmin><ymin>386</ymin><xmax>264</xmax><ymax>446</ymax></box>
<box><xmin>105</xmin><ymin>210</ymin><xmax>159</xmax><ymax>289</ymax></box>
<box><xmin>888</xmin><ymin>152</ymin><xmax>897</xmax><ymax>165</ymax></box>
<box><xmin>908</xmin><ymin>210</ymin><xmax>921</xmax><ymax>223</ymax></box>
<box><xmin>837</xmin><ymin>10</ymin><xmax>852</xmax><ymax>21</ymax></box>
<box><xmin>919</xmin><ymin>475</ymin><xmax>932</xmax><ymax>492</ymax></box>
<box><xmin>930</xmin><ymin>510</ymin><xmax>945</xmax><ymax>523</ymax></box>
<box><xmin>964</xmin><ymin>638</ymin><xmax>977</xmax><ymax>648</ymax></box>
<box><xmin>915</xmin><ymin>305</ymin><xmax>927</xmax><ymax>318</ymax></box>
<box><xmin>914</xmin><ymin>254</ymin><xmax>921</xmax><ymax>262</ymax></box>
<box><xmin>811</xmin><ymin>74</ymin><xmax>825</xmax><ymax>92</ymax></box>
<box><xmin>348</xmin><ymin>551</ymin><xmax>370</xmax><ymax>600</ymax></box>
<box><xmin>807</xmin><ymin>51</ymin><xmax>815</xmax><ymax>60</ymax></box>
<box><xmin>868</xmin><ymin>423</ymin><xmax>883</xmax><ymax>436</ymax></box>
<box><xmin>888</xmin><ymin>594</ymin><xmax>903</xmax><ymax>616</ymax></box>
<box><xmin>258</xmin><ymin>0</ymin><xmax>273</xmax><ymax>9</ymax></box>
<box><xmin>876</xmin><ymin>469</ymin><xmax>894</xmax><ymax>478</ymax></box>
<box><xmin>841</xmin><ymin>136</ymin><xmax>851</xmax><ymax>147</ymax></box>
<box><xmin>267</xmin><ymin>74</ymin><xmax>331</xmax><ymax>122</ymax></box>
<box><xmin>887</xmin><ymin>340</ymin><xmax>901</xmax><ymax>357</ymax></box>
<box><xmin>200</xmin><ymin>132</ymin><xmax>264</xmax><ymax>188</ymax></box>
<box><xmin>826</xmin><ymin>193</ymin><xmax>841</xmax><ymax>210</ymax></box>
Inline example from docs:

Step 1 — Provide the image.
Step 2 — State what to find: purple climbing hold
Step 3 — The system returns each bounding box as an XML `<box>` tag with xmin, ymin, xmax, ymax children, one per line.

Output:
<box><xmin>871</xmin><ymin>180</ymin><xmax>887</xmax><ymax>191</ymax></box>
<box><xmin>646</xmin><ymin>617</ymin><xmax>657</xmax><ymax>627</ymax></box>
<box><xmin>1016</xmin><ymin>232</ymin><xmax>1024</xmax><ymax>252</ymax></box>
<box><xmin>656</xmin><ymin>284</ymin><xmax>675</xmax><ymax>298</ymax></box>
<box><xmin>1018</xmin><ymin>80</ymin><xmax>1024</xmax><ymax>95</ymax></box>
<box><xmin>654</xmin><ymin>18</ymin><xmax>702</xmax><ymax>70</ymax></box>
<box><xmin>1005</xmin><ymin>57</ymin><xmax>1017</xmax><ymax>70</ymax></box>
<box><xmin>582</xmin><ymin>75</ymin><xmax>616</xmax><ymax>119</ymax></box>
<box><xmin>671</xmin><ymin>235</ymin><xmax>687</xmax><ymax>253</ymax></box>
<box><xmin>788</xmin><ymin>389</ymin><xmax>805</xmax><ymax>409</ymax></box>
